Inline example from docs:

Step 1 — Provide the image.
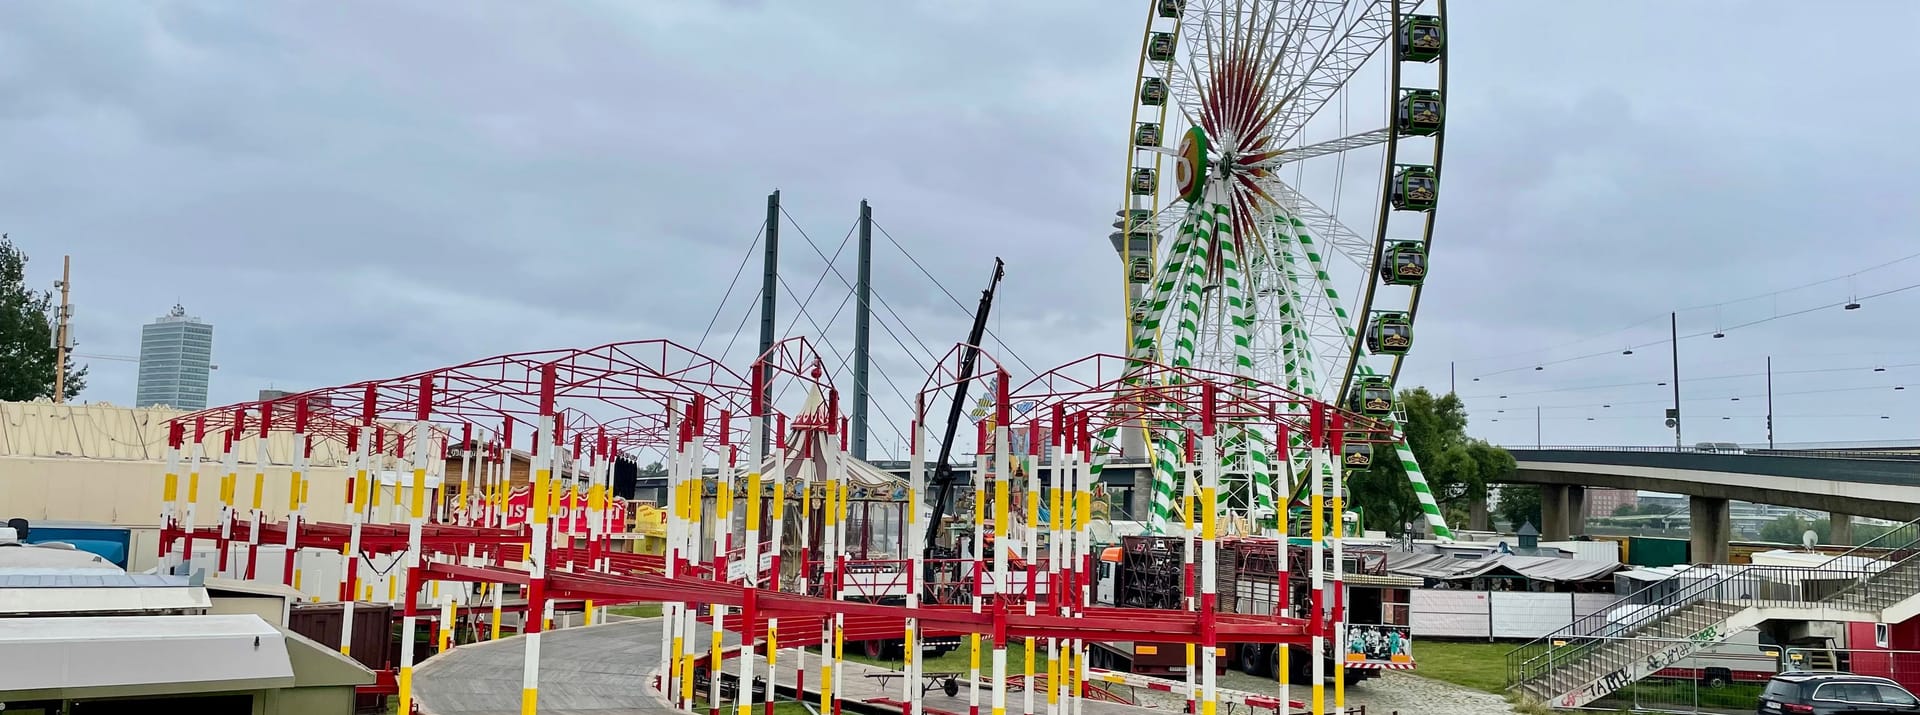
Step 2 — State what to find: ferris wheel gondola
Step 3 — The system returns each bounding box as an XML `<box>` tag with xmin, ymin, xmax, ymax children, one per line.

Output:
<box><xmin>1096</xmin><ymin>0</ymin><xmax>1455</xmax><ymax>541</ymax></box>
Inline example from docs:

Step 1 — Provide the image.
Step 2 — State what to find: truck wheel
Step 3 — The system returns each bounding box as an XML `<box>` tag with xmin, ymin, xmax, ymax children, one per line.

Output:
<box><xmin>1239</xmin><ymin>645</ymin><xmax>1271</xmax><ymax>677</ymax></box>
<box><xmin>1702</xmin><ymin>669</ymin><xmax>1731</xmax><ymax>689</ymax></box>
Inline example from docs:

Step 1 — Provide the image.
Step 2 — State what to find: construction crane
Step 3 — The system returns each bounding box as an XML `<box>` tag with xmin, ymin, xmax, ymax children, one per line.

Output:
<box><xmin>922</xmin><ymin>258</ymin><xmax>1004</xmax><ymax>556</ymax></box>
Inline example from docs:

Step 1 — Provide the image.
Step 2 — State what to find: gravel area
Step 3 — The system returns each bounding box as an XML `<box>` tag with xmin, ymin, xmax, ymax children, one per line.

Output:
<box><xmin>1118</xmin><ymin>669</ymin><xmax>1514</xmax><ymax>715</ymax></box>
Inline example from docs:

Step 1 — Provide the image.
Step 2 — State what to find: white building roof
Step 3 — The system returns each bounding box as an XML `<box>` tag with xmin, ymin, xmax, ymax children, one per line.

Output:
<box><xmin>0</xmin><ymin>615</ymin><xmax>294</xmax><ymax>697</ymax></box>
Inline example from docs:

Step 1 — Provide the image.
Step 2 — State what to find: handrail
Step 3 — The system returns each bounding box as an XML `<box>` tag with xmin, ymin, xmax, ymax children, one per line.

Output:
<box><xmin>1505</xmin><ymin>514</ymin><xmax>1920</xmax><ymax>691</ymax></box>
<box><xmin>1509</xmin><ymin>445</ymin><xmax>1920</xmax><ymax>461</ymax></box>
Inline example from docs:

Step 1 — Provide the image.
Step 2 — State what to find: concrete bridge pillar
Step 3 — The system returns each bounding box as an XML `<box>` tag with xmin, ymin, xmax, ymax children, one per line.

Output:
<box><xmin>1829</xmin><ymin>513</ymin><xmax>1853</xmax><ymax>546</ymax></box>
<box><xmin>1690</xmin><ymin>495</ymin><xmax>1732</xmax><ymax>564</ymax></box>
<box><xmin>1469</xmin><ymin>497</ymin><xmax>1491</xmax><ymax>532</ymax></box>
<box><xmin>1542</xmin><ymin>484</ymin><xmax>1571</xmax><ymax>541</ymax></box>
<box><xmin>1567</xmin><ymin>486</ymin><xmax>1587</xmax><ymax>536</ymax></box>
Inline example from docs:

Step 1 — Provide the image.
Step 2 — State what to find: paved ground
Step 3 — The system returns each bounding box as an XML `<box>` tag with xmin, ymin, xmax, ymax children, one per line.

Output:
<box><xmin>414</xmin><ymin>619</ymin><xmax>1516</xmax><ymax>715</ymax></box>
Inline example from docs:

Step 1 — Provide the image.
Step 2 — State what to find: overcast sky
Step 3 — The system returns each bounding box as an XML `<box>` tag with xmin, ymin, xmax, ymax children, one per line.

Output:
<box><xmin>11</xmin><ymin>2</ymin><xmax>1919</xmax><ymax>456</ymax></box>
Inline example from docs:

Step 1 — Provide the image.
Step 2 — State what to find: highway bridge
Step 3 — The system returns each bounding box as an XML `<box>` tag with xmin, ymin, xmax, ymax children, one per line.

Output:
<box><xmin>1504</xmin><ymin>445</ymin><xmax>1920</xmax><ymax>562</ymax></box>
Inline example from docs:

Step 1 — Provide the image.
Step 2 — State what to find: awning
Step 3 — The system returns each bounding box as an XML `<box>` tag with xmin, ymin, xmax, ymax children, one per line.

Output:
<box><xmin>1386</xmin><ymin>552</ymin><xmax>1622</xmax><ymax>584</ymax></box>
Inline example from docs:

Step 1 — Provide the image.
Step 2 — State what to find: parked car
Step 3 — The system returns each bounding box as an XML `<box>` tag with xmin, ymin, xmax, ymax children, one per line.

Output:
<box><xmin>1759</xmin><ymin>672</ymin><xmax>1920</xmax><ymax>714</ymax></box>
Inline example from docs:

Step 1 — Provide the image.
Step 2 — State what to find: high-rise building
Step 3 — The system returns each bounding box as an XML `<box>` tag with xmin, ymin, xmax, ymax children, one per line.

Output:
<box><xmin>135</xmin><ymin>305</ymin><xmax>213</xmax><ymax>410</ymax></box>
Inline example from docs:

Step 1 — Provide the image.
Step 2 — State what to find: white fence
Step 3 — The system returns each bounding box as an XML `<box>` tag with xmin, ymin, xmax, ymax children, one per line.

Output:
<box><xmin>1412</xmin><ymin>590</ymin><xmax>1619</xmax><ymax>639</ymax></box>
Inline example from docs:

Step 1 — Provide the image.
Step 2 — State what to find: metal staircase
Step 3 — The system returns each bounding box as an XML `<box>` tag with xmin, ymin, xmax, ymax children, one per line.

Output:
<box><xmin>1505</xmin><ymin>518</ymin><xmax>1920</xmax><ymax>709</ymax></box>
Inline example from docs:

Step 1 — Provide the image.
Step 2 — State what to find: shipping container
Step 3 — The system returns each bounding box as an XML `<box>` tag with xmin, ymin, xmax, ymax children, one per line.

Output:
<box><xmin>1626</xmin><ymin>536</ymin><xmax>1690</xmax><ymax>567</ymax></box>
<box><xmin>289</xmin><ymin>601</ymin><xmax>395</xmax><ymax>714</ymax></box>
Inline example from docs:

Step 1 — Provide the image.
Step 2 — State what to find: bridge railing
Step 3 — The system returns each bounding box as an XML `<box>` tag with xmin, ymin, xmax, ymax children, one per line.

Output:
<box><xmin>1505</xmin><ymin>514</ymin><xmax>1920</xmax><ymax>693</ymax></box>
<box><xmin>1509</xmin><ymin>444</ymin><xmax>1920</xmax><ymax>461</ymax></box>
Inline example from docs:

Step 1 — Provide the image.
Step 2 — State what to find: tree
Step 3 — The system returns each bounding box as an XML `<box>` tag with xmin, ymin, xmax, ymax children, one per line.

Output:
<box><xmin>639</xmin><ymin>461</ymin><xmax>667</xmax><ymax>478</ymax></box>
<box><xmin>1760</xmin><ymin>515</ymin><xmax>1827</xmax><ymax>545</ymax></box>
<box><xmin>1612</xmin><ymin>503</ymin><xmax>1639</xmax><ymax>517</ymax></box>
<box><xmin>1495</xmin><ymin>485</ymin><xmax>1541</xmax><ymax>531</ymax></box>
<box><xmin>1346</xmin><ymin>387</ymin><xmax>1516</xmax><ymax>536</ymax></box>
<box><xmin>0</xmin><ymin>235</ymin><xmax>85</xmax><ymax>401</ymax></box>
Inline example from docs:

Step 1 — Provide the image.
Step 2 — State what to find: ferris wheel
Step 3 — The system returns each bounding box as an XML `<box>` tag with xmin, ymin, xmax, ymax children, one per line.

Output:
<box><xmin>1102</xmin><ymin>0</ymin><xmax>1453</xmax><ymax>538</ymax></box>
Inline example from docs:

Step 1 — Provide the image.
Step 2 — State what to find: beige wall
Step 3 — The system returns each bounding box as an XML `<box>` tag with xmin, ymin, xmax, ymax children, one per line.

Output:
<box><xmin>1</xmin><ymin>456</ymin><xmax>356</xmax><ymax>528</ymax></box>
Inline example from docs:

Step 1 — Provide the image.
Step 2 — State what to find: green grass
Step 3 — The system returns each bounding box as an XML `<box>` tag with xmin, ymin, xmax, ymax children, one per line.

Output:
<box><xmin>1607</xmin><ymin>679</ymin><xmax>1764</xmax><ymax>711</ymax></box>
<box><xmin>608</xmin><ymin>603</ymin><xmax>664</xmax><ymax>618</ymax></box>
<box><xmin>1402</xmin><ymin>640</ymin><xmax>1514</xmax><ymax>694</ymax></box>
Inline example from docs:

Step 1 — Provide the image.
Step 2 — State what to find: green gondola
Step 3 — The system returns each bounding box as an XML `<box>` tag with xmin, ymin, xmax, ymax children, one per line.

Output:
<box><xmin>1158</xmin><ymin>0</ymin><xmax>1184</xmax><ymax>18</ymax></box>
<box><xmin>1128</xmin><ymin>257</ymin><xmax>1153</xmax><ymax>284</ymax></box>
<box><xmin>1140</xmin><ymin>77</ymin><xmax>1169</xmax><ymax>106</ymax></box>
<box><xmin>1131</xmin><ymin>168</ymin><xmax>1156</xmax><ymax>196</ymax></box>
<box><xmin>1396</xmin><ymin>89</ymin><xmax>1443</xmax><ymax>136</ymax></box>
<box><xmin>1148</xmin><ymin>32</ymin><xmax>1177</xmax><ymax>62</ymax></box>
<box><xmin>1341</xmin><ymin>433</ymin><xmax>1373</xmax><ymax>468</ymax></box>
<box><xmin>1346</xmin><ymin>376</ymin><xmax>1395</xmax><ymax>418</ymax></box>
<box><xmin>1379</xmin><ymin>241</ymin><xmax>1427</xmax><ymax>286</ymax></box>
<box><xmin>1366</xmin><ymin>312</ymin><xmax>1413</xmax><ymax>355</ymax></box>
<box><xmin>1391</xmin><ymin>165</ymin><xmax>1438</xmax><ymax>212</ymax></box>
<box><xmin>1397</xmin><ymin>15</ymin><xmax>1444</xmax><ymax>63</ymax></box>
<box><xmin>1135</xmin><ymin>122</ymin><xmax>1162</xmax><ymax>148</ymax></box>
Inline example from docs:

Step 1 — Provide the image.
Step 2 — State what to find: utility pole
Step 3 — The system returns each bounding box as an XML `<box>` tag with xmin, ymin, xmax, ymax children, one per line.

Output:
<box><xmin>851</xmin><ymin>200</ymin><xmax>873</xmax><ymax>460</ymax></box>
<box><xmin>1766</xmin><ymin>356</ymin><xmax>1774</xmax><ymax>449</ymax></box>
<box><xmin>1670</xmin><ymin>312</ymin><xmax>1682</xmax><ymax>449</ymax></box>
<box><xmin>1535</xmin><ymin>405</ymin><xmax>1541</xmax><ymax>449</ymax></box>
<box><xmin>53</xmin><ymin>255</ymin><xmax>73</xmax><ymax>403</ymax></box>
<box><xmin>1449</xmin><ymin>361</ymin><xmax>1455</xmax><ymax>395</ymax></box>
<box><xmin>758</xmin><ymin>190</ymin><xmax>780</xmax><ymax>456</ymax></box>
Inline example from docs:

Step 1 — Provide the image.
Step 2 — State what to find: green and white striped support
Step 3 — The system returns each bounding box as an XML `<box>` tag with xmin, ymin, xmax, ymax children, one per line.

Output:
<box><xmin>1280</xmin><ymin>211</ymin><xmax>1455</xmax><ymax>541</ymax></box>
<box><xmin>1088</xmin><ymin>210</ymin><xmax>1208</xmax><ymax>533</ymax></box>
<box><xmin>1212</xmin><ymin>213</ymin><xmax>1276</xmax><ymax>517</ymax></box>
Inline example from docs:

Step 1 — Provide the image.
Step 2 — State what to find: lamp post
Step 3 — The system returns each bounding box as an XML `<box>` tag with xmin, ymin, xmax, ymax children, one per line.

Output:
<box><xmin>1668</xmin><ymin>312</ymin><xmax>1682</xmax><ymax>449</ymax></box>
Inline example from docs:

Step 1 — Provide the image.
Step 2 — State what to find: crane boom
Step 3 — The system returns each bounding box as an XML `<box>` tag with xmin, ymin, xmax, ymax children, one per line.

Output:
<box><xmin>923</xmin><ymin>258</ymin><xmax>1005</xmax><ymax>555</ymax></box>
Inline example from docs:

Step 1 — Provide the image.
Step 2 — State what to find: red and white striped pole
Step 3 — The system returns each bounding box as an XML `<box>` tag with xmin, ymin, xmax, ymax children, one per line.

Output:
<box><xmin>1308</xmin><ymin>403</ymin><xmax>1326</xmax><ymax>715</ymax></box>
<box><xmin>161</xmin><ymin>421</ymin><xmax>184</xmax><ymax>572</ymax></box>
<box><xmin>1199</xmin><ymin>384</ymin><xmax>1220</xmax><ymax>715</ymax></box>
<box><xmin>398</xmin><ymin>376</ymin><xmax>435</xmax><ymax>715</ymax></box>
<box><xmin>184</xmin><ymin>417</ymin><xmax>205</xmax><ymax>576</ymax></box>
<box><xmin>247</xmin><ymin>406</ymin><xmax>269</xmax><ymax>581</ymax></box>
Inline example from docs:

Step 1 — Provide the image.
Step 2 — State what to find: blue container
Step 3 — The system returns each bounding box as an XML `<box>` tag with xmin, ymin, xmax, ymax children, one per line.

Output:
<box><xmin>23</xmin><ymin>522</ymin><xmax>133</xmax><ymax>569</ymax></box>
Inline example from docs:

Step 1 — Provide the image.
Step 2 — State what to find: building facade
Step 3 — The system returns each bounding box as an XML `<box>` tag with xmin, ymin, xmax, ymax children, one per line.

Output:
<box><xmin>1585</xmin><ymin>487</ymin><xmax>1640</xmax><ymax>517</ymax></box>
<box><xmin>134</xmin><ymin>305</ymin><xmax>213</xmax><ymax>410</ymax></box>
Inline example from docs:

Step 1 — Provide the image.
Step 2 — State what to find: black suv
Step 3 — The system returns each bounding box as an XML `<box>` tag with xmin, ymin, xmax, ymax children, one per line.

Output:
<box><xmin>1760</xmin><ymin>672</ymin><xmax>1920</xmax><ymax>714</ymax></box>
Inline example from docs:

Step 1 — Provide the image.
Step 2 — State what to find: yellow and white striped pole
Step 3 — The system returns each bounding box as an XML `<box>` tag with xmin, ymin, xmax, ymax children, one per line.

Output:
<box><xmin>185</xmin><ymin>418</ymin><xmax>204</xmax><ymax>576</ymax></box>
<box><xmin>1331</xmin><ymin>424</ymin><xmax>1347</xmax><ymax>713</ymax></box>
<box><xmin>250</xmin><ymin>407</ymin><xmax>268</xmax><ymax>580</ymax></box>
<box><xmin>766</xmin><ymin>416</ymin><xmax>789</xmax><ymax>715</ymax></box>
<box><xmin>1023</xmin><ymin>426</ymin><xmax>1038</xmax><ymax>715</ymax></box>
<box><xmin>992</xmin><ymin>415</ymin><xmax>1010</xmax><ymax>715</ymax></box>
<box><xmin>1309</xmin><ymin>408</ymin><xmax>1327</xmax><ymax>715</ymax></box>
<box><xmin>905</xmin><ymin>417</ymin><xmax>923</xmax><ymax>715</ymax></box>
<box><xmin>523</xmin><ymin>411</ymin><xmax>556</xmax><ymax>715</ymax></box>
<box><xmin>738</xmin><ymin>414</ymin><xmax>763</xmax><ymax>715</ymax></box>
<box><xmin>219</xmin><ymin>423</ymin><xmax>238</xmax><ymax>578</ymax></box>
<box><xmin>1199</xmin><ymin>388</ymin><xmax>1220</xmax><ymax>715</ymax></box>
<box><xmin>341</xmin><ymin>393</ymin><xmax>372</xmax><ymax>655</ymax></box>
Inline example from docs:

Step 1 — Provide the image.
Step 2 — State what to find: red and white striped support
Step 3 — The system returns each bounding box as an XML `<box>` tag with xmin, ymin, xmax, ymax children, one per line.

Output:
<box><xmin>397</xmin><ymin>378</ymin><xmax>435</xmax><ymax>715</ymax></box>
<box><xmin>218</xmin><ymin>422</ymin><xmax>237</xmax><ymax>577</ymax></box>
<box><xmin>1309</xmin><ymin>405</ymin><xmax>1327</xmax><ymax>715</ymax></box>
<box><xmin>248</xmin><ymin>408</ymin><xmax>268</xmax><ymax>581</ymax></box>
<box><xmin>340</xmin><ymin>424</ymin><xmax>367</xmax><ymax>654</ymax></box>
<box><xmin>1329</xmin><ymin>418</ymin><xmax>1347</xmax><ymax>712</ymax></box>
<box><xmin>160</xmin><ymin>422</ymin><xmax>183</xmax><ymax>574</ymax></box>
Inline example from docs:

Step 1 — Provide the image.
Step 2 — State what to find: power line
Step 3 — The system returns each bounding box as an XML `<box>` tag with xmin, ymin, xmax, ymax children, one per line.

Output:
<box><xmin>1455</xmin><ymin>248</ymin><xmax>1920</xmax><ymax>366</ymax></box>
<box><xmin>1462</xmin><ymin>361</ymin><xmax>1920</xmax><ymax>400</ymax></box>
<box><xmin>1469</xmin><ymin>280</ymin><xmax>1920</xmax><ymax>380</ymax></box>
